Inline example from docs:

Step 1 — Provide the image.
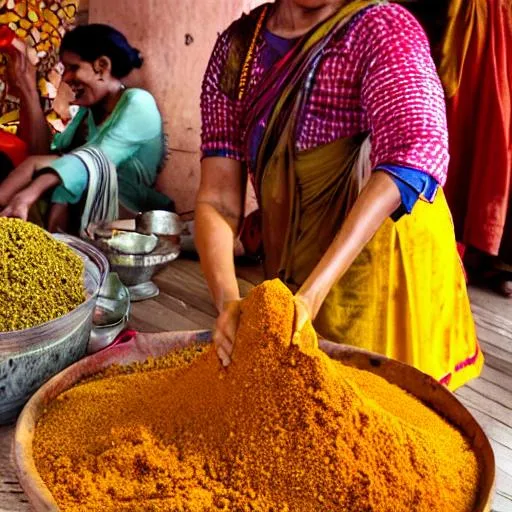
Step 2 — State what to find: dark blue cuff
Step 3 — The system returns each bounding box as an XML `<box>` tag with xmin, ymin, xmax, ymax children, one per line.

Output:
<box><xmin>376</xmin><ymin>164</ymin><xmax>438</xmax><ymax>221</ymax></box>
<box><xmin>201</xmin><ymin>149</ymin><xmax>243</xmax><ymax>161</ymax></box>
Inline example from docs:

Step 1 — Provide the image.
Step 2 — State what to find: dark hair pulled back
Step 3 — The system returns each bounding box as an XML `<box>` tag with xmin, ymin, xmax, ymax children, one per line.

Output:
<box><xmin>61</xmin><ymin>24</ymin><xmax>143</xmax><ymax>79</ymax></box>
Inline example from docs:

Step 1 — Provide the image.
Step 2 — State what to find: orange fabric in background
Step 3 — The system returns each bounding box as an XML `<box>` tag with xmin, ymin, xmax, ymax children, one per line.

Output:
<box><xmin>437</xmin><ymin>0</ymin><xmax>480</xmax><ymax>99</ymax></box>
<box><xmin>443</xmin><ymin>0</ymin><xmax>512</xmax><ymax>256</ymax></box>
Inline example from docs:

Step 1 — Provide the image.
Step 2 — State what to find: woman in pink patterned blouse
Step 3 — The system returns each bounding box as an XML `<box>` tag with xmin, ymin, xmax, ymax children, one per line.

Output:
<box><xmin>196</xmin><ymin>0</ymin><xmax>483</xmax><ymax>391</ymax></box>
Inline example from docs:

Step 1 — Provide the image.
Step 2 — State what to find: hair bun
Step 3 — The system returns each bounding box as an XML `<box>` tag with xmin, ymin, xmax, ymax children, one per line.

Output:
<box><xmin>61</xmin><ymin>24</ymin><xmax>144</xmax><ymax>79</ymax></box>
<box><xmin>131</xmin><ymin>48</ymin><xmax>143</xmax><ymax>69</ymax></box>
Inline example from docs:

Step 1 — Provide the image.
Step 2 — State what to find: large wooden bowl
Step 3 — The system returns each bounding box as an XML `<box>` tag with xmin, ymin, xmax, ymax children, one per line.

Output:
<box><xmin>13</xmin><ymin>331</ymin><xmax>495</xmax><ymax>511</ymax></box>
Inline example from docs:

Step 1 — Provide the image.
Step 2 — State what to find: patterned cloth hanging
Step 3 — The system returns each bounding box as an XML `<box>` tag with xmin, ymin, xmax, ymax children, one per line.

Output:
<box><xmin>0</xmin><ymin>0</ymin><xmax>79</xmax><ymax>133</ymax></box>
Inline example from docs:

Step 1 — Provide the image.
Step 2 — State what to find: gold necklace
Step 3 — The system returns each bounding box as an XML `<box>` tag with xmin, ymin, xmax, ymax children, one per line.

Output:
<box><xmin>238</xmin><ymin>5</ymin><xmax>269</xmax><ymax>101</ymax></box>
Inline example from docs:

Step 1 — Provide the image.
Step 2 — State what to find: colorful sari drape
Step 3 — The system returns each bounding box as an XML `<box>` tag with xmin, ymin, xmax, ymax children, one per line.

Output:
<box><xmin>0</xmin><ymin>0</ymin><xmax>79</xmax><ymax>133</ymax></box>
<box><xmin>239</xmin><ymin>1</ymin><xmax>483</xmax><ymax>390</ymax></box>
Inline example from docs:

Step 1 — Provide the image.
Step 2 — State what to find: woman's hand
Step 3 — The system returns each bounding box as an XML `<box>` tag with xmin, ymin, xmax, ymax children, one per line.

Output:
<box><xmin>0</xmin><ymin>188</ymin><xmax>37</xmax><ymax>220</ymax></box>
<box><xmin>293</xmin><ymin>292</ymin><xmax>313</xmax><ymax>331</ymax></box>
<box><xmin>213</xmin><ymin>300</ymin><xmax>241</xmax><ymax>367</ymax></box>
<box><xmin>0</xmin><ymin>155</ymin><xmax>58</xmax><ymax>207</ymax></box>
<box><xmin>0</xmin><ymin>171</ymin><xmax>61</xmax><ymax>220</ymax></box>
<box><xmin>5</xmin><ymin>46</ymin><xmax>50</xmax><ymax>154</ymax></box>
<box><xmin>7</xmin><ymin>45</ymin><xmax>51</xmax><ymax>155</ymax></box>
<box><xmin>291</xmin><ymin>293</ymin><xmax>316</xmax><ymax>347</ymax></box>
<box><xmin>5</xmin><ymin>45</ymin><xmax>38</xmax><ymax>97</ymax></box>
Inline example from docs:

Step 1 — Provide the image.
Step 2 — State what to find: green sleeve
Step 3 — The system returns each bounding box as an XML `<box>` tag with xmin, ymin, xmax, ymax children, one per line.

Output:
<box><xmin>50</xmin><ymin>154</ymin><xmax>88</xmax><ymax>204</ymax></box>
<box><xmin>50</xmin><ymin>89</ymin><xmax>162</xmax><ymax>204</ymax></box>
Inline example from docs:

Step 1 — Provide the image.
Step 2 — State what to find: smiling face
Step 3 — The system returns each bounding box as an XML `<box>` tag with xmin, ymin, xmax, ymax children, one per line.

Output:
<box><xmin>60</xmin><ymin>51</ymin><xmax>111</xmax><ymax>106</ymax></box>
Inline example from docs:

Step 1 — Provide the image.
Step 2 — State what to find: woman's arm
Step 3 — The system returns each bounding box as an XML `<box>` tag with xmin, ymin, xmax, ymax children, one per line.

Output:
<box><xmin>195</xmin><ymin>156</ymin><xmax>246</xmax><ymax>365</ymax></box>
<box><xmin>6</xmin><ymin>47</ymin><xmax>51</xmax><ymax>154</ymax></box>
<box><xmin>0</xmin><ymin>171</ymin><xmax>60</xmax><ymax>221</ymax></box>
<box><xmin>294</xmin><ymin>6</ymin><xmax>449</xmax><ymax>329</ymax></box>
<box><xmin>0</xmin><ymin>155</ymin><xmax>58</xmax><ymax>206</ymax></box>
<box><xmin>295</xmin><ymin>171</ymin><xmax>400</xmax><ymax>325</ymax></box>
<box><xmin>198</xmin><ymin>27</ymin><xmax>249</xmax><ymax>365</ymax></box>
<box><xmin>18</xmin><ymin>86</ymin><xmax>51</xmax><ymax>156</ymax></box>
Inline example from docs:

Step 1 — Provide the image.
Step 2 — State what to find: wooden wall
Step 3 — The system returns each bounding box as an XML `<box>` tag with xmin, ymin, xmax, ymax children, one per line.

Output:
<box><xmin>88</xmin><ymin>0</ymin><xmax>266</xmax><ymax>214</ymax></box>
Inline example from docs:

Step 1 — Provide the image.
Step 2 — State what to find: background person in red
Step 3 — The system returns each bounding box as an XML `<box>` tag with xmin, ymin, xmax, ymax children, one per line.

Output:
<box><xmin>411</xmin><ymin>0</ymin><xmax>512</xmax><ymax>297</ymax></box>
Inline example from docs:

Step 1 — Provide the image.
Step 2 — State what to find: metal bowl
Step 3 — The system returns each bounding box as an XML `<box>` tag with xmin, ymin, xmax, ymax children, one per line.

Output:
<box><xmin>136</xmin><ymin>210</ymin><xmax>183</xmax><ymax>246</ymax></box>
<box><xmin>104</xmin><ymin>231</ymin><xmax>158</xmax><ymax>255</ymax></box>
<box><xmin>86</xmin><ymin>224</ymin><xmax>180</xmax><ymax>288</ymax></box>
<box><xmin>0</xmin><ymin>235</ymin><xmax>108</xmax><ymax>424</ymax></box>
<box><xmin>88</xmin><ymin>273</ymin><xmax>130</xmax><ymax>354</ymax></box>
<box><xmin>105</xmin><ymin>238</ymin><xmax>180</xmax><ymax>286</ymax></box>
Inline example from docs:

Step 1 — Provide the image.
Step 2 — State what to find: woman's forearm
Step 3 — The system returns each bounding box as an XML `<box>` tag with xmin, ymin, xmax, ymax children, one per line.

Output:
<box><xmin>0</xmin><ymin>170</ymin><xmax>61</xmax><ymax>220</ymax></box>
<box><xmin>296</xmin><ymin>171</ymin><xmax>401</xmax><ymax>318</ymax></box>
<box><xmin>17</xmin><ymin>88</ymin><xmax>51</xmax><ymax>155</ymax></box>
<box><xmin>0</xmin><ymin>155</ymin><xmax>57</xmax><ymax>206</ymax></box>
<box><xmin>0</xmin><ymin>155</ymin><xmax>58</xmax><ymax>206</ymax></box>
<box><xmin>195</xmin><ymin>201</ymin><xmax>241</xmax><ymax>312</ymax></box>
<box><xmin>23</xmin><ymin>172</ymin><xmax>61</xmax><ymax>203</ymax></box>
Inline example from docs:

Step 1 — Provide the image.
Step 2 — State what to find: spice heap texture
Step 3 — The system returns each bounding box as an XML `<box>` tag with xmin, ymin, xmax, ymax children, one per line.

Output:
<box><xmin>0</xmin><ymin>218</ymin><xmax>86</xmax><ymax>331</ymax></box>
<box><xmin>33</xmin><ymin>279</ymin><xmax>480</xmax><ymax>512</ymax></box>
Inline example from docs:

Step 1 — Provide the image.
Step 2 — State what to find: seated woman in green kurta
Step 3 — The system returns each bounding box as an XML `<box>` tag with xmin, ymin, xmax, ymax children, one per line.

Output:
<box><xmin>0</xmin><ymin>24</ymin><xmax>172</xmax><ymax>233</ymax></box>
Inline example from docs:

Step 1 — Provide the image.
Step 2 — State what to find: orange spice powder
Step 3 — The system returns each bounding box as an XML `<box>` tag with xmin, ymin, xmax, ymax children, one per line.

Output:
<box><xmin>33</xmin><ymin>279</ymin><xmax>480</xmax><ymax>511</ymax></box>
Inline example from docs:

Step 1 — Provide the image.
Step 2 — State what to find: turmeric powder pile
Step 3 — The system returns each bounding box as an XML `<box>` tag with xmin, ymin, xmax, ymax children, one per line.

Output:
<box><xmin>0</xmin><ymin>218</ymin><xmax>86</xmax><ymax>331</ymax></box>
<box><xmin>33</xmin><ymin>279</ymin><xmax>480</xmax><ymax>512</ymax></box>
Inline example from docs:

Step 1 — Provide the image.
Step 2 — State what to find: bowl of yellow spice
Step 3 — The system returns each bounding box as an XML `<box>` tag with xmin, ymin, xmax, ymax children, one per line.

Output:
<box><xmin>0</xmin><ymin>219</ymin><xmax>108</xmax><ymax>424</ymax></box>
<box><xmin>14</xmin><ymin>280</ymin><xmax>495</xmax><ymax>511</ymax></box>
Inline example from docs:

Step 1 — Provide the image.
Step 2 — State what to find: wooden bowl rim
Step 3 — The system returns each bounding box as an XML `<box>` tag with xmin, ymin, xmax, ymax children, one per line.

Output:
<box><xmin>13</xmin><ymin>331</ymin><xmax>495</xmax><ymax>511</ymax></box>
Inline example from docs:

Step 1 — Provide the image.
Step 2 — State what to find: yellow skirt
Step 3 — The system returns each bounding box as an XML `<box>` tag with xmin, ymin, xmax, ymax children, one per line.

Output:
<box><xmin>314</xmin><ymin>189</ymin><xmax>483</xmax><ymax>391</ymax></box>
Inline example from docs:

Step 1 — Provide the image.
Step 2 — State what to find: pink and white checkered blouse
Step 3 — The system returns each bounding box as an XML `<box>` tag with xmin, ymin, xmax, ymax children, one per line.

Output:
<box><xmin>201</xmin><ymin>3</ymin><xmax>449</xmax><ymax>186</ymax></box>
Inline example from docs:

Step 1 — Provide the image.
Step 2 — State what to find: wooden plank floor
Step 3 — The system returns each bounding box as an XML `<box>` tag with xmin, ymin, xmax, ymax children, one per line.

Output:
<box><xmin>456</xmin><ymin>287</ymin><xmax>512</xmax><ymax>511</ymax></box>
<box><xmin>1</xmin><ymin>257</ymin><xmax>511</xmax><ymax>511</ymax></box>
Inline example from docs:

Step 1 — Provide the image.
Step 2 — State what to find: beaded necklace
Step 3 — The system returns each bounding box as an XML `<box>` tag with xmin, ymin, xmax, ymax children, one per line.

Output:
<box><xmin>238</xmin><ymin>5</ymin><xmax>269</xmax><ymax>100</ymax></box>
